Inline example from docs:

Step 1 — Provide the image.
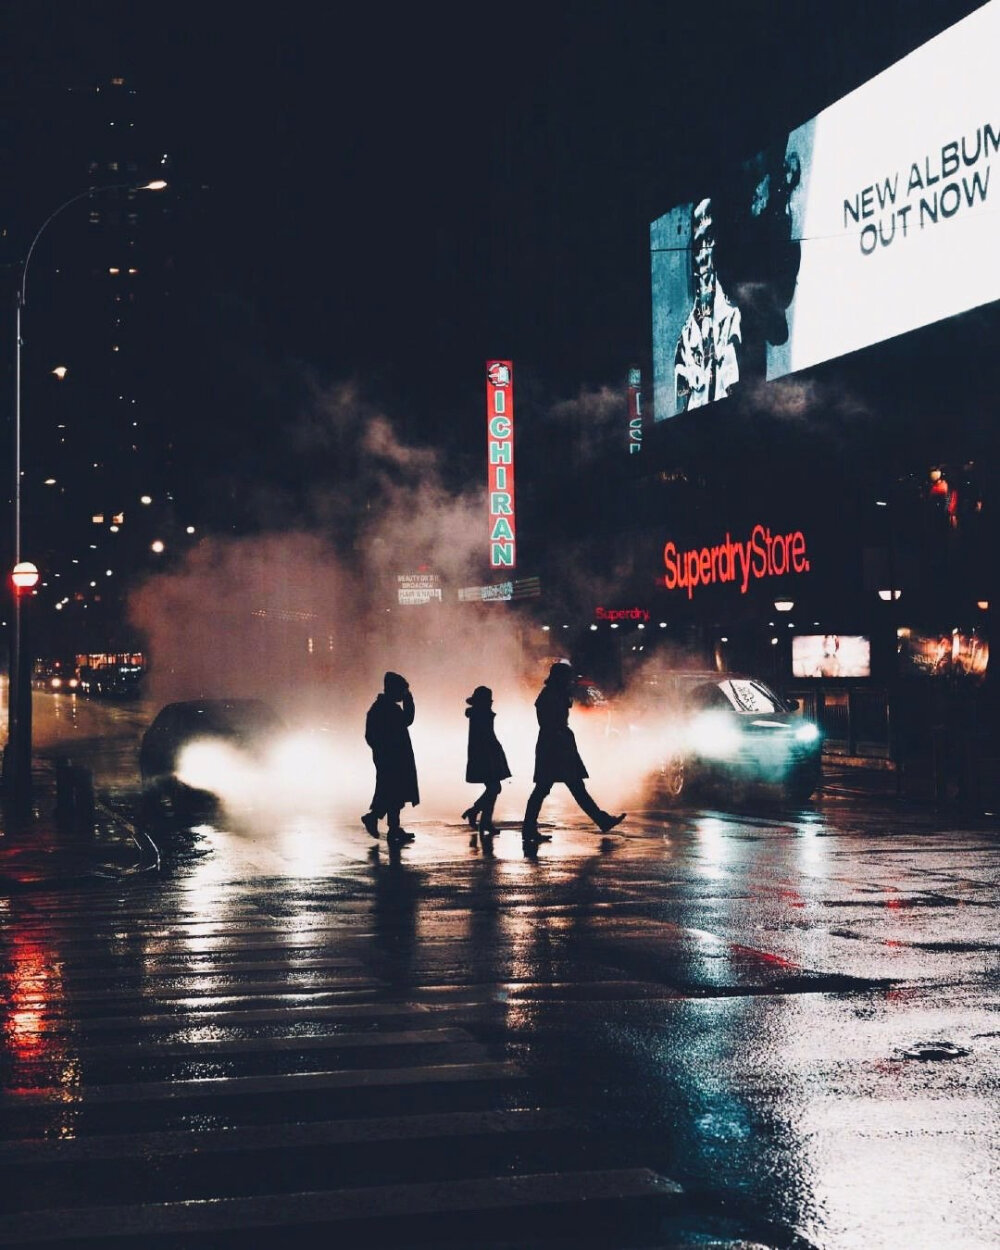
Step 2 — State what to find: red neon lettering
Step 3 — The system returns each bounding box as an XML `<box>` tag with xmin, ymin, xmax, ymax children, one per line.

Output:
<box><xmin>790</xmin><ymin>530</ymin><xmax>807</xmax><ymax>572</ymax></box>
<box><xmin>663</xmin><ymin>525</ymin><xmax>810</xmax><ymax>598</ymax></box>
<box><xmin>664</xmin><ymin>542</ymin><xmax>678</xmax><ymax>590</ymax></box>
<box><xmin>750</xmin><ymin>525</ymin><xmax>767</xmax><ymax>584</ymax></box>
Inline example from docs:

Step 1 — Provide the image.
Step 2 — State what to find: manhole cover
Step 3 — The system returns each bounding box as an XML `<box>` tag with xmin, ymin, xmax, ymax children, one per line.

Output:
<box><xmin>901</xmin><ymin>1041</ymin><xmax>970</xmax><ymax>1061</ymax></box>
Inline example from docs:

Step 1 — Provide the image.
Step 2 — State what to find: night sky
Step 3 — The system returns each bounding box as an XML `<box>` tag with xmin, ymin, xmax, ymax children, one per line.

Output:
<box><xmin>2</xmin><ymin>0</ymin><xmax>993</xmax><ymax>470</ymax></box>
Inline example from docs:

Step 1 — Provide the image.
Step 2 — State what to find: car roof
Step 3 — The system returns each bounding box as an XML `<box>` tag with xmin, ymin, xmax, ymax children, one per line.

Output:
<box><xmin>661</xmin><ymin>671</ymin><xmax>778</xmax><ymax>686</ymax></box>
<box><xmin>150</xmin><ymin>698</ymin><xmax>283</xmax><ymax>727</ymax></box>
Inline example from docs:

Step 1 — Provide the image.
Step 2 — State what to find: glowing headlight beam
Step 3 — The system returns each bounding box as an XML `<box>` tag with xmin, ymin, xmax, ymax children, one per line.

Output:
<box><xmin>688</xmin><ymin>711</ymin><xmax>742</xmax><ymax>759</ymax></box>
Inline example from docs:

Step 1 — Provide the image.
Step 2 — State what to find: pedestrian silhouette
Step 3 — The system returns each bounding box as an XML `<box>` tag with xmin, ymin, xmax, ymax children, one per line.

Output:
<box><xmin>362</xmin><ymin>671</ymin><xmax>419</xmax><ymax>844</ymax></box>
<box><xmin>461</xmin><ymin>685</ymin><xmax>511</xmax><ymax>840</ymax></box>
<box><xmin>521</xmin><ymin>662</ymin><xmax>625</xmax><ymax>845</ymax></box>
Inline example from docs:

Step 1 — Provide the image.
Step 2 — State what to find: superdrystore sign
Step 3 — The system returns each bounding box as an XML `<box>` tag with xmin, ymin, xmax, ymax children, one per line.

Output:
<box><xmin>663</xmin><ymin>524</ymin><xmax>810</xmax><ymax>599</ymax></box>
<box><xmin>486</xmin><ymin>360</ymin><xmax>515</xmax><ymax>568</ymax></box>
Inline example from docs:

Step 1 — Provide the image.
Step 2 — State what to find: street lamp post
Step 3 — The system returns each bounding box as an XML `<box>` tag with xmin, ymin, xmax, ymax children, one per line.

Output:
<box><xmin>4</xmin><ymin>181</ymin><xmax>167</xmax><ymax>810</ymax></box>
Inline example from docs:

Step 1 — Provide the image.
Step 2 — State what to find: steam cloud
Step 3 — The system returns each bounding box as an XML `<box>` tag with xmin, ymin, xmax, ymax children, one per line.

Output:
<box><xmin>127</xmin><ymin>381</ymin><xmax>704</xmax><ymax>829</ymax></box>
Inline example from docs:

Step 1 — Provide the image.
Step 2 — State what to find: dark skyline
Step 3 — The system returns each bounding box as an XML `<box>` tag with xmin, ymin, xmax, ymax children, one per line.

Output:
<box><xmin>4</xmin><ymin>0</ymin><xmax>990</xmax><ymax>457</ymax></box>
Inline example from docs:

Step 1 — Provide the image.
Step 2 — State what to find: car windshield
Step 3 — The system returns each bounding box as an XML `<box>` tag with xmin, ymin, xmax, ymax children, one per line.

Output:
<box><xmin>715</xmin><ymin>679</ymin><xmax>784</xmax><ymax>713</ymax></box>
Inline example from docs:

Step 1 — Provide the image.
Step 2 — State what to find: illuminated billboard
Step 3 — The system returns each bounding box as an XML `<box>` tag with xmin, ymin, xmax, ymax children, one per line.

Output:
<box><xmin>397</xmin><ymin>573</ymin><xmax>442</xmax><ymax>605</ymax></box>
<box><xmin>897</xmin><ymin>627</ymin><xmax>988</xmax><ymax>681</ymax></box>
<box><xmin>486</xmin><ymin>360</ymin><xmax>515</xmax><ymax>568</ymax></box>
<box><xmin>792</xmin><ymin>635</ymin><xmax>871</xmax><ymax>679</ymax></box>
<box><xmin>651</xmin><ymin>0</ymin><xmax>1000</xmax><ymax>418</ymax></box>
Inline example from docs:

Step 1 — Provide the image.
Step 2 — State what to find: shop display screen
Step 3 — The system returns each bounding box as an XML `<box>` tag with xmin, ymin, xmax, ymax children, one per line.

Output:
<box><xmin>792</xmin><ymin>634</ymin><xmax>871</xmax><ymax>679</ymax></box>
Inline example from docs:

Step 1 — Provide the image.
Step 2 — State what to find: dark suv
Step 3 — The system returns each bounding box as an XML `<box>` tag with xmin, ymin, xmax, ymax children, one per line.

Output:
<box><xmin>637</xmin><ymin>672</ymin><xmax>823</xmax><ymax>804</ymax></box>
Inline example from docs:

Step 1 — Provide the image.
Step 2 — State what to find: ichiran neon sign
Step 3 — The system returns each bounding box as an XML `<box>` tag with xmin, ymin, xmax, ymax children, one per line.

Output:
<box><xmin>487</xmin><ymin>360</ymin><xmax>516</xmax><ymax>568</ymax></box>
<box><xmin>664</xmin><ymin>524</ymin><xmax>810</xmax><ymax>599</ymax></box>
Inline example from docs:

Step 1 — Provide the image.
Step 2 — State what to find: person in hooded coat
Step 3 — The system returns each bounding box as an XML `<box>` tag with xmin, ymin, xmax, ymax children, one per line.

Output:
<box><xmin>362</xmin><ymin>671</ymin><xmax>419</xmax><ymax>842</ymax></box>
<box><xmin>461</xmin><ymin>685</ymin><xmax>511</xmax><ymax>837</ymax></box>
<box><xmin>521</xmin><ymin>662</ymin><xmax>625</xmax><ymax>844</ymax></box>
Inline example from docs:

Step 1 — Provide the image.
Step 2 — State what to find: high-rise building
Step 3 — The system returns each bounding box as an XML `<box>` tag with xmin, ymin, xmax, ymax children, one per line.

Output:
<box><xmin>3</xmin><ymin>74</ymin><xmax>187</xmax><ymax>656</ymax></box>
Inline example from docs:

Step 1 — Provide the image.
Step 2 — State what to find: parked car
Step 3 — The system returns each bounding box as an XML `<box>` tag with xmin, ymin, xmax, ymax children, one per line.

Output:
<box><xmin>633</xmin><ymin>671</ymin><xmax>823</xmax><ymax>804</ymax></box>
<box><xmin>139</xmin><ymin>698</ymin><xmax>287</xmax><ymax>821</ymax></box>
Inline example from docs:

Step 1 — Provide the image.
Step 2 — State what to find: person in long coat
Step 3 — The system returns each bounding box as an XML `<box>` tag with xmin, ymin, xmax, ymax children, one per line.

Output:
<box><xmin>362</xmin><ymin>671</ymin><xmax>419</xmax><ymax>842</ymax></box>
<box><xmin>521</xmin><ymin>662</ymin><xmax>625</xmax><ymax>844</ymax></box>
<box><xmin>461</xmin><ymin>686</ymin><xmax>511</xmax><ymax>837</ymax></box>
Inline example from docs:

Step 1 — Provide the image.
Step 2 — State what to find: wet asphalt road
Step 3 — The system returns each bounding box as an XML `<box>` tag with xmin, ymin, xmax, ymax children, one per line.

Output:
<box><xmin>0</xmin><ymin>695</ymin><xmax>998</xmax><ymax>1249</ymax></box>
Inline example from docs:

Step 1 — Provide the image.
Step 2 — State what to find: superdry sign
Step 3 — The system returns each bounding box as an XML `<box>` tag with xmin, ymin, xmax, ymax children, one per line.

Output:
<box><xmin>663</xmin><ymin>524</ymin><xmax>810</xmax><ymax>598</ymax></box>
<box><xmin>486</xmin><ymin>360</ymin><xmax>515</xmax><ymax>568</ymax></box>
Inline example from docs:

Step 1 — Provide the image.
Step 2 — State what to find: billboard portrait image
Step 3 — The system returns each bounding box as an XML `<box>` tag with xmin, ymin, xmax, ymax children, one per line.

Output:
<box><xmin>651</xmin><ymin>0</ymin><xmax>1000</xmax><ymax>419</ymax></box>
<box><xmin>792</xmin><ymin>634</ymin><xmax>871</xmax><ymax>679</ymax></box>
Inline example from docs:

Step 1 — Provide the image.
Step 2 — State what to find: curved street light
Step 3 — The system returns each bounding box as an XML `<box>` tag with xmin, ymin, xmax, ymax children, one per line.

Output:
<box><xmin>4</xmin><ymin>180</ymin><xmax>167</xmax><ymax>809</ymax></box>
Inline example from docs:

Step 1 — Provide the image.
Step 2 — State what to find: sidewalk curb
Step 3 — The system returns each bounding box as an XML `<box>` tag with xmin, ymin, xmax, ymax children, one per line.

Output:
<box><xmin>0</xmin><ymin>763</ymin><xmax>161</xmax><ymax>892</ymax></box>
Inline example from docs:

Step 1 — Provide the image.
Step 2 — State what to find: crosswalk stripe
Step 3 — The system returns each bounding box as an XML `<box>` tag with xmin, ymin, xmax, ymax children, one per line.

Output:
<box><xmin>0</xmin><ymin>1107</ymin><xmax>582</xmax><ymax>1163</ymax></box>
<box><xmin>4</xmin><ymin>976</ymin><xmax>379</xmax><ymax>1006</ymax></box>
<box><xmin>0</xmin><ymin>1168</ymin><xmax>683</xmax><ymax>1243</ymax></box>
<box><xmin>11</xmin><ymin>1025</ymin><xmax>476</xmax><ymax>1062</ymax></box>
<box><xmin>0</xmin><ymin>956</ymin><xmax>366</xmax><ymax>983</ymax></box>
<box><xmin>8</xmin><ymin>999</ymin><xmax>439</xmax><ymax>1033</ymax></box>
<box><xmin>1</xmin><ymin>1061</ymin><xmax>524</xmax><ymax>1106</ymax></box>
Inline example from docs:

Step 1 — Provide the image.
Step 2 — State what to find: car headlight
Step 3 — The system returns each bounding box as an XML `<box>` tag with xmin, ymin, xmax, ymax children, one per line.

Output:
<box><xmin>794</xmin><ymin>721</ymin><xmax>821</xmax><ymax>745</ymax></box>
<box><xmin>687</xmin><ymin>711</ymin><xmax>742</xmax><ymax>758</ymax></box>
<box><xmin>176</xmin><ymin>739</ymin><xmax>246</xmax><ymax>795</ymax></box>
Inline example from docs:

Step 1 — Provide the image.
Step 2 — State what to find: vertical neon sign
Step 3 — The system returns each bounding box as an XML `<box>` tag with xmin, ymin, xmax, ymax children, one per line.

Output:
<box><xmin>487</xmin><ymin>360</ymin><xmax>515</xmax><ymax>568</ymax></box>
<box><xmin>627</xmin><ymin>366</ymin><xmax>642</xmax><ymax>454</ymax></box>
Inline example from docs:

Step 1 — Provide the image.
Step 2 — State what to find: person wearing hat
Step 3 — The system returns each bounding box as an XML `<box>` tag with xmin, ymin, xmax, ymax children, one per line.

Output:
<box><xmin>521</xmin><ymin>662</ymin><xmax>625</xmax><ymax>845</ymax></box>
<box><xmin>362</xmin><ymin>671</ymin><xmax>419</xmax><ymax>843</ymax></box>
<box><xmin>461</xmin><ymin>685</ymin><xmax>511</xmax><ymax>839</ymax></box>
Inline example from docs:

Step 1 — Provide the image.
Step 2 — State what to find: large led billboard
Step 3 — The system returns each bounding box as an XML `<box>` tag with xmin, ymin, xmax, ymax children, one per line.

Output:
<box><xmin>651</xmin><ymin>1</ymin><xmax>1000</xmax><ymax>419</ymax></box>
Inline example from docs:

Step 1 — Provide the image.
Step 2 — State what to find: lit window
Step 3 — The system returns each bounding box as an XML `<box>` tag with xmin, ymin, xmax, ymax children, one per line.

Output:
<box><xmin>92</xmin><ymin>514</ymin><xmax>104</xmax><ymax>524</ymax></box>
<box><xmin>108</xmin><ymin>268</ymin><xmax>120</xmax><ymax>275</ymax></box>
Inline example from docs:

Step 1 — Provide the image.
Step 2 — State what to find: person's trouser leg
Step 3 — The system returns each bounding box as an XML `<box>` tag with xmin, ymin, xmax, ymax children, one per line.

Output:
<box><xmin>386</xmin><ymin>805</ymin><xmax>402</xmax><ymax>831</ymax></box>
<box><xmin>522</xmin><ymin>782</ymin><xmax>551</xmax><ymax>835</ymax></box>
<box><xmin>566</xmin><ymin>778</ymin><xmax>607</xmax><ymax>827</ymax></box>
<box><xmin>478</xmin><ymin>783</ymin><xmax>501</xmax><ymax>832</ymax></box>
